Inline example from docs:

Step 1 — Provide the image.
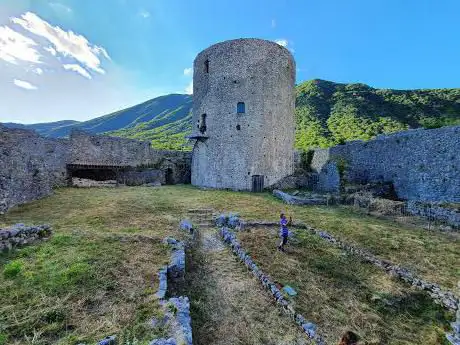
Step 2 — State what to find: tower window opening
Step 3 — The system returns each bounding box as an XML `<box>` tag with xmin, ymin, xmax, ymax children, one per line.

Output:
<box><xmin>237</xmin><ymin>102</ymin><xmax>245</xmax><ymax>114</ymax></box>
<box><xmin>204</xmin><ymin>59</ymin><xmax>209</xmax><ymax>73</ymax></box>
<box><xmin>199</xmin><ymin>114</ymin><xmax>207</xmax><ymax>134</ymax></box>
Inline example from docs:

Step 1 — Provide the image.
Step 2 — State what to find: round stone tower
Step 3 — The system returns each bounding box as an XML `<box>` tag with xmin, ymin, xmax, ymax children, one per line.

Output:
<box><xmin>190</xmin><ymin>38</ymin><xmax>296</xmax><ymax>191</ymax></box>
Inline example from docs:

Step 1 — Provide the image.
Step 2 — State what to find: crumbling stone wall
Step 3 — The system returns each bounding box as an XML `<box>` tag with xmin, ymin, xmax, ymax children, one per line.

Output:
<box><xmin>311</xmin><ymin>126</ymin><xmax>460</xmax><ymax>202</ymax></box>
<box><xmin>0</xmin><ymin>125</ymin><xmax>69</xmax><ymax>214</ymax></box>
<box><xmin>0</xmin><ymin>126</ymin><xmax>191</xmax><ymax>214</ymax></box>
<box><xmin>70</xmin><ymin>130</ymin><xmax>153</xmax><ymax>166</ymax></box>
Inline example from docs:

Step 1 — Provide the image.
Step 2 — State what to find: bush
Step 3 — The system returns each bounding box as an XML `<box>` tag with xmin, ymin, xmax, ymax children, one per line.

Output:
<box><xmin>3</xmin><ymin>260</ymin><xmax>23</xmax><ymax>279</ymax></box>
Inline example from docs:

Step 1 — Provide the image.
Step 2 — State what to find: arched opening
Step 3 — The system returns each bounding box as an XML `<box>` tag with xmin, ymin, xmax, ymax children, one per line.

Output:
<box><xmin>237</xmin><ymin>102</ymin><xmax>245</xmax><ymax>114</ymax></box>
<box><xmin>165</xmin><ymin>168</ymin><xmax>174</xmax><ymax>185</ymax></box>
<box><xmin>204</xmin><ymin>59</ymin><xmax>209</xmax><ymax>73</ymax></box>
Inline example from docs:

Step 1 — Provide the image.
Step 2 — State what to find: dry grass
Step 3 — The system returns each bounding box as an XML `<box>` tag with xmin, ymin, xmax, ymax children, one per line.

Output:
<box><xmin>183</xmin><ymin>229</ymin><xmax>307</xmax><ymax>345</ymax></box>
<box><xmin>238</xmin><ymin>227</ymin><xmax>452</xmax><ymax>345</ymax></box>
<box><xmin>0</xmin><ymin>186</ymin><xmax>458</xmax><ymax>344</ymax></box>
<box><xmin>0</xmin><ymin>232</ymin><xmax>170</xmax><ymax>345</ymax></box>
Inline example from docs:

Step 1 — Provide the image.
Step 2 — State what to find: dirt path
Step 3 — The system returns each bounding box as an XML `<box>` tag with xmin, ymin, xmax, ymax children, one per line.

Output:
<box><xmin>185</xmin><ymin>227</ymin><xmax>307</xmax><ymax>345</ymax></box>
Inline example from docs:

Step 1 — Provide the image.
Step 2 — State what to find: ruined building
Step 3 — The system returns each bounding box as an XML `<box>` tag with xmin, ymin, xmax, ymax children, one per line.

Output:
<box><xmin>0</xmin><ymin>126</ymin><xmax>191</xmax><ymax>214</ymax></box>
<box><xmin>189</xmin><ymin>38</ymin><xmax>296</xmax><ymax>191</ymax></box>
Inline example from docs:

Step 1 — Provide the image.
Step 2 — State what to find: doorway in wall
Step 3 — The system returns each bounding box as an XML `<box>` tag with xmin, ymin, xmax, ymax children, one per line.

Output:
<box><xmin>165</xmin><ymin>168</ymin><xmax>174</xmax><ymax>185</ymax></box>
<box><xmin>251</xmin><ymin>175</ymin><xmax>264</xmax><ymax>192</ymax></box>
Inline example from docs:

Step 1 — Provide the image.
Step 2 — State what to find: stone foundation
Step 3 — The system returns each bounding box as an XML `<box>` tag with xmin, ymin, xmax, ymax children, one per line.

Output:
<box><xmin>0</xmin><ymin>224</ymin><xmax>52</xmax><ymax>251</ymax></box>
<box><xmin>245</xmin><ymin>221</ymin><xmax>459</xmax><ymax>312</ymax></box>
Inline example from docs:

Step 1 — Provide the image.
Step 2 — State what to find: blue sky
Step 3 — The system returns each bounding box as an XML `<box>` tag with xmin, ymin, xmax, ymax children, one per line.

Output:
<box><xmin>1</xmin><ymin>0</ymin><xmax>459</xmax><ymax>124</ymax></box>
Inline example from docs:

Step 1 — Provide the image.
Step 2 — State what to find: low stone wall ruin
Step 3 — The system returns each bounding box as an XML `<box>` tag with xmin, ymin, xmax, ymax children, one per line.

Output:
<box><xmin>0</xmin><ymin>224</ymin><xmax>52</xmax><ymax>251</ymax></box>
<box><xmin>245</xmin><ymin>220</ymin><xmax>459</xmax><ymax>312</ymax></box>
<box><xmin>218</xmin><ymin>226</ymin><xmax>325</xmax><ymax>344</ymax></box>
<box><xmin>151</xmin><ymin>236</ymin><xmax>191</xmax><ymax>345</ymax></box>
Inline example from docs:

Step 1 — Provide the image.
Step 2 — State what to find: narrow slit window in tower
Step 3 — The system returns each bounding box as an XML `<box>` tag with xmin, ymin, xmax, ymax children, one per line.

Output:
<box><xmin>204</xmin><ymin>59</ymin><xmax>209</xmax><ymax>73</ymax></box>
<box><xmin>237</xmin><ymin>102</ymin><xmax>245</xmax><ymax>114</ymax></box>
<box><xmin>199</xmin><ymin>113</ymin><xmax>207</xmax><ymax>134</ymax></box>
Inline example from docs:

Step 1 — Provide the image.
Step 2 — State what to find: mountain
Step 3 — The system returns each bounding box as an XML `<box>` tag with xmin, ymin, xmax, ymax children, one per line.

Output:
<box><xmin>3</xmin><ymin>94</ymin><xmax>193</xmax><ymax>150</ymax></box>
<box><xmin>295</xmin><ymin>79</ymin><xmax>460</xmax><ymax>150</ymax></box>
<box><xmin>2</xmin><ymin>120</ymin><xmax>80</xmax><ymax>137</ymax></box>
<box><xmin>3</xmin><ymin>80</ymin><xmax>460</xmax><ymax>151</ymax></box>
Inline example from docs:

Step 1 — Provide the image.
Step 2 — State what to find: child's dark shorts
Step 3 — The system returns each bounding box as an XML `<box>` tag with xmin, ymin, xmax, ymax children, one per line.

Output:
<box><xmin>281</xmin><ymin>235</ymin><xmax>288</xmax><ymax>245</ymax></box>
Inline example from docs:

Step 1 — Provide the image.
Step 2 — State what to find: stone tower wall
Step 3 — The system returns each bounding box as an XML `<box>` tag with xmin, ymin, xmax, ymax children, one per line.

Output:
<box><xmin>191</xmin><ymin>38</ymin><xmax>296</xmax><ymax>190</ymax></box>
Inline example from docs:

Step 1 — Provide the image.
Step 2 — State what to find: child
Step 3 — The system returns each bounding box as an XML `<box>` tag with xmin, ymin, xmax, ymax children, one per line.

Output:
<box><xmin>278</xmin><ymin>213</ymin><xmax>292</xmax><ymax>252</ymax></box>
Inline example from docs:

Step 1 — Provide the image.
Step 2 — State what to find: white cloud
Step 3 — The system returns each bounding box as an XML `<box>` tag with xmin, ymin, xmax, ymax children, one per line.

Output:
<box><xmin>49</xmin><ymin>2</ymin><xmax>72</xmax><ymax>15</ymax></box>
<box><xmin>185</xmin><ymin>81</ymin><xmax>193</xmax><ymax>94</ymax></box>
<box><xmin>275</xmin><ymin>39</ymin><xmax>288</xmax><ymax>47</ymax></box>
<box><xmin>63</xmin><ymin>63</ymin><xmax>91</xmax><ymax>79</ymax></box>
<box><xmin>183</xmin><ymin>67</ymin><xmax>192</xmax><ymax>76</ymax></box>
<box><xmin>271</xmin><ymin>19</ymin><xmax>276</xmax><ymax>28</ymax></box>
<box><xmin>12</xmin><ymin>12</ymin><xmax>110</xmax><ymax>74</ymax></box>
<box><xmin>139</xmin><ymin>9</ymin><xmax>150</xmax><ymax>18</ymax></box>
<box><xmin>44</xmin><ymin>46</ymin><xmax>57</xmax><ymax>56</ymax></box>
<box><xmin>34</xmin><ymin>67</ymin><xmax>43</xmax><ymax>75</ymax></box>
<box><xmin>13</xmin><ymin>79</ymin><xmax>37</xmax><ymax>90</ymax></box>
<box><xmin>0</xmin><ymin>26</ymin><xmax>41</xmax><ymax>64</ymax></box>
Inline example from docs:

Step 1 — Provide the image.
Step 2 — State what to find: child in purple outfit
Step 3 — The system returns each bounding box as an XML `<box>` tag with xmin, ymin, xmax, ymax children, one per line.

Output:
<box><xmin>278</xmin><ymin>213</ymin><xmax>292</xmax><ymax>252</ymax></box>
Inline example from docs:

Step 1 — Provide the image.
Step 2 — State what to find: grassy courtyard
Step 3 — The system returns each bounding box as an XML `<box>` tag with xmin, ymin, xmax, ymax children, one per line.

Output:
<box><xmin>238</xmin><ymin>227</ymin><xmax>452</xmax><ymax>344</ymax></box>
<box><xmin>0</xmin><ymin>186</ymin><xmax>458</xmax><ymax>345</ymax></box>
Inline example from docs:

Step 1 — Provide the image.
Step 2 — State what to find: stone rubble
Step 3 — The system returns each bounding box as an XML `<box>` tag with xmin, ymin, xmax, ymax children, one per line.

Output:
<box><xmin>150</xmin><ymin>237</ymin><xmax>192</xmax><ymax>345</ymax></box>
<box><xmin>273</xmin><ymin>189</ymin><xmax>327</xmax><ymax>205</ymax></box>
<box><xmin>179</xmin><ymin>219</ymin><xmax>194</xmax><ymax>233</ymax></box>
<box><xmin>97</xmin><ymin>335</ymin><xmax>116</xmax><ymax>345</ymax></box>
<box><xmin>0</xmin><ymin>223</ymin><xmax>52</xmax><ymax>251</ymax></box>
<box><xmin>407</xmin><ymin>200</ymin><xmax>460</xmax><ymax>229</ymax></box>
<box><xmin>245</xmin><ymin>220</ymin><xmax>459</xmax><ymax>312</ymax></box>
<box><xmin>162</xmin><ymin>237</ymin><xmax>186</xmax><ymax>281</ymax></box>
<box><xmin>215</xmin><ymin>213</ymin><xmax>245</xmax><ymax>231</ymax></box>
<box><xmin>446</xmin><ymin>308</ymin><xmax>460</xmax><ymax>345</ymax></box>
<box><xmin>218</xmin><ymin>226</ymin><xmax>325</xmax><ymax>345</ymax></box>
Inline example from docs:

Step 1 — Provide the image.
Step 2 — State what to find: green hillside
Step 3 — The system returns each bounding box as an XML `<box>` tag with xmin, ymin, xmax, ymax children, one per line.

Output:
<box><xmin>4</xmin><ymin>80</ymin><xmax>460</xmax><ymax>151</ymax></box>
<box><xmin>294</xmin><ymin>79</ymin><xmax>460</xmax><ymax>150</ymax></box>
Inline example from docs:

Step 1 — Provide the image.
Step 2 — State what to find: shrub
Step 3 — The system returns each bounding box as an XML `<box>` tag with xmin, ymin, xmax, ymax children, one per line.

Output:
<box><xmin>3</xmin><ymin>260</ymin><xmax>23</xmax><ymax>279</ymax></box>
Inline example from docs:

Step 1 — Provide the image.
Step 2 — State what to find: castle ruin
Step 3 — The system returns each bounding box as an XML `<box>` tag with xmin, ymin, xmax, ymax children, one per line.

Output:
<box><xmin>190</xmin><ymin>38</ymin><xmax>296</xmax><ymax>191</ymax></box>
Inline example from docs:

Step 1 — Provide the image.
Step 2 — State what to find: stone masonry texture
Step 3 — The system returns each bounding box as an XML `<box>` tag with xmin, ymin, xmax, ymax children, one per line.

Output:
<box><xmin>191</xmin><ymin>38</ymin><xmax>296</xmax><ymax>190</ymax></box>
<box><xmin>310</xmin><ymin>126</ymin><xmax>460</xmax><ymax>202</ymax></box>
<box><xmin>0</xmin><ymin>125</ymin><xmax>191</xmax><ymax>214</ymax></box>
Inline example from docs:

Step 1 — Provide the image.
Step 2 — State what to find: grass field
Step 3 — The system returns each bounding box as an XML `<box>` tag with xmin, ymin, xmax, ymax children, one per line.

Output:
<box><xmin>0</xmin><ymin>186</ymin><xmax>458</xmax><ymax>344</ymax></box>
<box><xmin>238</xmin><ymin>227</ymin><xmax>453</xmax><ymax>344</ymax></box>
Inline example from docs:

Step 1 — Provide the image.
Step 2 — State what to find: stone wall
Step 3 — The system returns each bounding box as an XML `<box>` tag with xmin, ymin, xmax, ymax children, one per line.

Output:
<box><xmin>0</xmin><ymin>223</ymin><xmax>52</xmax><ymax>251</ymax></box>
<box><xmin>191</xmin><ymin>38</ymin><xmax>296</xmax><ymax>190</ymax></box>
<box><xmin>0</xmin><ymin>125</ymin><xmax>69</xmax><ymax>214</ymax></box>
<box><xmin>311</xmin><ymin>126</ymin><xmax>460</xmax><ymax>202</ymax></box>
<box><xmin>0</xmin><ymin>125</ymin><xmax>191</xmax><ymax>214</ymax></box>
<box><xmin>70</xmin><ymin>130</ymin><xmax>153</xmax><ymax>166</ymax></box>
